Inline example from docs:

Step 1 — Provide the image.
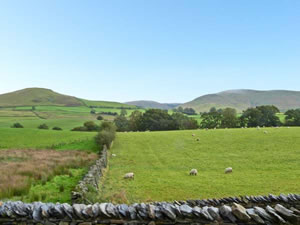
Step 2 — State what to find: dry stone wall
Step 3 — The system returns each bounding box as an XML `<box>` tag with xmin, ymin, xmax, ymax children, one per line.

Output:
<box><xmin>0</xmin><ymin>193</ymin><xmax>300</xmax><ymax>225</ymax></box>
<box><xmin>71</xmin><ymin>145</ymin><xmax>108</xmax><ymax>204</ymax></box>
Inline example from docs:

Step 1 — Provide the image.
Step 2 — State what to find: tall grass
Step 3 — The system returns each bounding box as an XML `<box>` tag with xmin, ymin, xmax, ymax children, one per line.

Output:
<box><xmin>0</xmin><ymin>149</ymin><xmax>97</xmax><ymax>199</ymax></box>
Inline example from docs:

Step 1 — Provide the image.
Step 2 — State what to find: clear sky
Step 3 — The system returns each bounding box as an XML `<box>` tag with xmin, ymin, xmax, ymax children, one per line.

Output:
<box><xmin>0</xmin><ymin>1</ymin><xmax>299</xmax><ymax>103</ymax></box>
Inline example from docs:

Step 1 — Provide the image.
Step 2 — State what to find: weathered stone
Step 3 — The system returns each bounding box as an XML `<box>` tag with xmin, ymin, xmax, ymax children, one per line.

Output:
<box><xmin>62</xmin><ymin>203</ymin><xmax>74</xmax><ymax>219</ymax></box>
<box><xmin>128</xmin><ymin>205</ymin><xmax>137</xmax><ymax>220</ymax></box>
<box><xmin>200</xmin><ymin>206</ymin><xmax>214</xmax><ymax>221</ymax></box>
<box><xmin>160</xmin><ymin>204</ymin><xmax>176</xmax><ymax>220</ymax></box>
<box><xmin>106</xmin><ymin>203</ymin><xmax>117</xmax><ymax>217</ymax></box>
<box><xmin>231</xmin><ymin>203</ymin><xmax>250</xmax><ymax>222</ymax></box>
<box><xmin>219</xmin><ymin>205</ymin><xmax>236</xmax><ymax>223</ymax></box>
<box><xmin>275</xmin><ymin>204</ymin><xmax>299</xmax><ymax>223</ymax></box>
<box><xmin>207</xmin><ymin>207</ymin><xmax>221</xmax><ymax>221</ymax></box>
<box><xmin>254</xmin><ymin>206</ymin><xmax>274</xmax><ymax>222</ymax></box>
<box><xmin>279</xmin><ymin>194</ymin><xmax>289</xmax><ymax>203</ymax></box>
<box><xmin>99</xmin><ymin>203</ymin><xmax>110</xmax><ymax>217</ymax></box>
<box><xmin>290</xmin><ymin>207</ymin><xmax>300</xmax><ymax>215</ymax></box>
<box><xmin>179</xmin><ymin>204</ymin><xmax>193</xmax><ymax>217</ymax></box>
<box><xmin>32</xmin><ymin>203</ymin><xmax>43</xmax><ymax>222</ymax></box>
<box><xmin>246</xmin><ymin>208</ymin><xmax>265</xmax><ymax>224</ymax></box>
<box><xmin>147</xmin><ymin>204</ymin><xmax>155</xmax><ymax>219</ymax></box>
<box><xmin>73</xmin><ymin>204</ymin><xmax>85</xmax><ymax>219</ymax></box>
<box><xmin>265</xmin><ymin>205</ymin><xmax>286</xmax><ymax>223</ymax></box>
<box><xmin>82</xmin><ymin>205</ymin><xmax>94</xmax><ymax>218</ymax></box>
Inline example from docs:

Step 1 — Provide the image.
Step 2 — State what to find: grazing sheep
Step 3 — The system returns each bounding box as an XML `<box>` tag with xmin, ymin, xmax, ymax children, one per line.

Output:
<box><xmin>205</xmin><ymin>128</ymin><xmax>208</xmax><ymax>131</ymax></box>
<box><xmin>264</xmin><ymin>130</ymin><xmax>268</xmax><ymax>134</ymax></box>
<box><xmin>190</xmin><ymin>169</ymin><xmax>198</xmax><ymax>176</ymax></box>
<box><xmin>112</xmin><ymin>154</ymin><xmax>116</xmax><ymax>157</ymax></box>
<box><xmin>124</xmin><ymin>172</ymin><xmax>134</xmax><ymax>179</ymax></box>
<box><xmin>225</xmin><ymin>167</ymin><xmax>233</xmax><ymax>174</ymax></box>
<box><xmin>257</xmin><ymin>126</ymin><xmax>260</xmax><ymax>130</ymax></box>
<box><xmin>192</xmin><ymin>134</ymin><xmax>195</xmax><ymax>136</ymax></box>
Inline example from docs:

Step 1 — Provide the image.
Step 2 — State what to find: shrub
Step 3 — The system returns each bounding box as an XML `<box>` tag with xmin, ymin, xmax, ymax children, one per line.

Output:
<box><xmin>97</xmin><ymin>115</ymin><xmax>104</xmax><ymax>120</ymax></box>
<box><xmin>71</xmin><ymin>126</ymin><xmax>88</xmax><ymax>131</ymax></box>
<box><xmin>90</xmin><ymin>109</ymin><xmax>96</xmax><ymax>114</ymax></box>
<box><xmin>38</xmin><ymin>124</ymin><xmax>49</xmax><ymax>130</ymax></box>
<box><xmin>84</xmin><ymin>121</ymin><xmax>99</xmax><ymax>131</ymax></box>
<box><xmin>11</xmin><ymin>123</ymin><xmax>24</xmax><ymax>128</ymax></box>
<box><xmin>95</xmin><ymin>130</ymin><xmax>115</xmax><ymax>149</ymax></box>
<box><xmin>99</xmin><ymin>121</ymin><xmax>117</xmax><ymax>133</ymax></box>
<box><xmin>52</xmin><ymin>126</ymin><xmax>63</xmax><ymax>131</ymax></box>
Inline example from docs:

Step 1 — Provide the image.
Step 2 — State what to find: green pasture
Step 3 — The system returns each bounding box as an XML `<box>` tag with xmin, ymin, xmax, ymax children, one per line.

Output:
<box><xmin>99</xmin><ymin>127</ymin><xmax>300</xmax><ymax>203</ymax></box>
<box><xmin>0</xmin><ymin>128</ymin><xmax>96</xmax><ymax>150</ymax></box>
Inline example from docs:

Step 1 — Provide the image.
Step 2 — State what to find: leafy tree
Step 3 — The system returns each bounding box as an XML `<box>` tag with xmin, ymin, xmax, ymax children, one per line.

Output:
<box><xmin>11</xmin><ymin>122</ymin><xmax>24</xmax><ymax>128</ymax></box>
<box><xmin>84</xmin><ymin>121</ymin><xmax>99</xmax><ymax>131</ymax></box>
<box><xmin>95</xmin><ymin>130</ymin><xmax>115</xmax><ymax>149</ymax></box>
<box><xmin>209</xmin><ymin>107</ymin><xmax>217</xmax><ymax>113</ymax></box>
<box><xmin>285</xmin><ymin>109</ymin><xmax>300</xmax><ymax>126</ymax></box>
<box><xmin>171</xmin><ymin>113</ymin><xmax>198</xmax><ymax>130</ymax></box>
<box><xmin>129</xmin><ymin>110</ymin><xmax>143</xmax><ymax>131</ymax></box>
<box><xmin>120</xmin><ymin>109</ymin><xmax>128</xmax><ymax>116</ymax></box>
<box><xmin>114</xmin><ymin>116</ymin><xmax>130</xmax><ymax>131</ymax></box>
<box><xmin>183</xmin><ymin>107</ymin><xmax>197</xmax><ymax>115</ymax></box>
<box><xmin>200</xmin><ymin>111</ymin><xmax>222</xmax><ymax>129</ymax></box>
<box><xmin>32</xmin><ymin>106</ymin><xmax>36</xmax><ymax>111</ymax></box>
<box><xmin>99</xmin><ymin>121</ymin><xmax>117</xmax><ymax>134</ymax></box>
<box><xmin>52</xmin><ymin>126</ymin><xmax>62</xmax><ymax>131</ymax></box>
<box><xmin>97</xmin><ymin>115</ymin><xmax>104</xmax><ymax>120</ymax></box>
<box><xmin>139</xmin><ymin>109</ymin><xmax>177</xmax><ymax>131</ymax></box>
<box><xmin>38</xmin><ymin>124</ymin><xmax>49</xmax><ymax>130</ymax></box>
<box><xmin>177</xmin><ymin>106</ymin><xmax>184</xmax><ymax>113</ymax></box>
<box><xmin>220</xmin><ymin>108</ymin><xmax>239</xmax><ymax>128</ymax></box>
<box><xmin>90</xmin><ymin>109</ymin><xmax>96</xmax><ymax>114</ymax></box>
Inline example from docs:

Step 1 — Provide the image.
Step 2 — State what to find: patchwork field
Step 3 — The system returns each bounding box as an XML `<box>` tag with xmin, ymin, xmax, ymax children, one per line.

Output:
<box><xmin>99</xmin><ymin>127</ymin><xmax>300</xmax><ymax>203</ymax></box>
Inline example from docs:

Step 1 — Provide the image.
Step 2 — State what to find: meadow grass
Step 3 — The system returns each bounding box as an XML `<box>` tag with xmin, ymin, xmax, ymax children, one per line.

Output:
<box><xmin>99</xmin><ymin>127</ymin><xmax>300</xmax><ymax>203</ymax></box>
<box><xmin>0</xmin><ymin>128</ymin><xmax>95</xmax><ymax>149</ymax></box>
<box><xmin>0</xmin><ymin>149</ymin><xmax>97</xmax><ymax>200</ymax></box>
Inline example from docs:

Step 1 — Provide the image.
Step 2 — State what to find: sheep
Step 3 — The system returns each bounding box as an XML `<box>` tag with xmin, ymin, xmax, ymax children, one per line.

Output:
<box><xmin>257</xmin><ymin>126</ymin><xmax>260</xmax><ymax>130</ymax></box>
<box><xmin>189</xmin><ymin>169</ymin><xmax>198</xmax><ymax>176</ymax></box>
<box><xmin>192</xmin><ymin>134</ymin><xmax>195</xmax><ymax>136</ymax></box>
<box><xmin>264</xmin><ymin>130</ymin><xmax>268</xmax><ymax>134</ymax></box>
<box><xmin>225</xmin><ymin>167</ymin><xmax>233</xmax><ymax>174</ymax></box>
<box><xmin>196</xmin><ymin>138</ymin><xmax>200</xmax><ymax>141</ymax></box>
<box><xmin>112</xmin><ymin>154</ymin><xmax>116</xmax><ymax>157</ymax></box>
<box><xmin>124</xmin><ymin>172</ymin><xmax>134</xmax><ymax>179</ymax></box>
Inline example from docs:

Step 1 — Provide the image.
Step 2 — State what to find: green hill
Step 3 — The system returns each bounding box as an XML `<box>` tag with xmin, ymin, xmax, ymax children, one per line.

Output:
<box><xmin>125</xmin><ymin>100</ymin><xmax>180</xmax><ymax>109</ymax></box>
<box><xmin>0</xmin><ymin>88</ymin><xmax>136</xmax><ymax>108</ymax></box>
<box><xmin>181</xmin><ymin>89</ymin><xmax>300</xmax><ymax>112</ymax></box>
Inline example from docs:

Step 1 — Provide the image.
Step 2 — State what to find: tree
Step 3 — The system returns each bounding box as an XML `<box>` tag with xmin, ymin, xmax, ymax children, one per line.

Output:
<box><xmin>183</xmin><ymin>108</ymin><xmax>197</xmax><ymax>115</ymax></box>
<box><xmin>11</xmin><ymin>122</ymin><xmax>24</xmax><ymax>128</ymax></box>
<box><xmin>84</xmin><ymin>121</ymin><xmax>99</xmax><ymax>131</ymax></box>
<box><xmin>90</xmin><ymin>109</ymin><xmax>96</xmax><ymax>114</ymax></box>
<box><xmin>200</xmin><ymin>111</ymin><xmax>222</xmax><ymax>129</ymax></box>
<box><xmin>32</xmin><ymin>106</ymin><xmax>36</xmax><ymax>111</ymax></box>
<box><xmin>139</xmin><ymin>109</ymin><xmax>177</xmax><ymax>131</ymax></box>
<box><xmin>220</xmin><ymin>108</ymin><xmax>239</xmax><ymax>128</ymax></box>
<box><xmin>285</xmin><ymin>109</ymin><xmax>300</xmax><ymax>126</ymax></box>
<box><xmin>171</xmin><ymin>113</ymin><xmax>198</xmax><ymax>130</ymax></box>
<box><xmin>177</xmin><ymin>106</ymin><xmax>184</xmax><ymax>113</ymax></box>
<box><xmin>114</xmin><ymin>116</ymin><xmax>130</xmax><ymax>131</ymax></box>
<box><xmin>129</xmin><ymin>110</ymin><xmax>143</xmax><ymax>131</ymax></box>
<box><xmin>120</xmin><ymin>109</ymin><xmax>128</xmax><ymax>117</ymax></box>
<box><xmin>97</xmin><ymin>115</ymin><xmax>104</xmax><ymax>120</ymax></box>
<box><xmin>209</xmin><ymin>107</ymin><xmax>217</xmax><ymax>113</ymax></box>
<box><xmin>38</xmin><ymin>124</ymin><xmax>49</xmax><ymax>129</ymax></box>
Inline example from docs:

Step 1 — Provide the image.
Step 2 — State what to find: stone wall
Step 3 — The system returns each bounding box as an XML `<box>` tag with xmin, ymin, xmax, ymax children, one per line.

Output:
<box><xmin>0</xmin><ymin>194</ymin><xmax>300</xmax><ymax>224</ymax></box>
<box><xmin>71</xmin><ymin>145</ymin><xmax>108</xmax><ymax>204</ymax></box>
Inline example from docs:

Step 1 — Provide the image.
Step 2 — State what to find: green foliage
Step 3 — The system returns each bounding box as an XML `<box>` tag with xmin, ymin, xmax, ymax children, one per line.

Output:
<box><xmin>38</xmin><ymin>123</ymin><xmax>49</xmax><ymax>129</ymax></box>
<box><xmin>114</xmin><ymin>116</ymin><xmax>130</xmax><ymax>131</ymax></box>
<box><xmin>171</xmin><ymin>113</ymin><xmax>198</xmax><ymax>130</ymax></box>
<box><xmin>120</xmin><ymin>109</ymin><xmax>128</xmax><ymax>116</ymax></box>
<box><xmin>95</xmin><ymin>121</ymin><xmax>117</xmax><ymax>150</ymax></box>
<box><xmin>52</xmin><ymin>126</ymin><xmax>62</xmax><ymax>131</ymax></box>
<box><xmin>72</xmin><ymin>121</ymin><xmax>99</xmax><ymax>132</ymax></box>
<box><xmin>284</xmin><ymin>109</ymin><xmax>300</xmax><ymax>126</ymax></box>
<box><xmin>97</xmin><ymin>115</ymin><xmax>104</xmax><ymax>120</ymax></box>
<box><xmin>220</xmin><ymin>108</ymin><xmax>239</xmax><ymax>128</ymax></box>
<box><xmin>100</xmin><ymin>128</ymin><xmax>300</xmax><ymax>203</ymax></box>
<box><xmin>200</xmin><ymin>111</ymin><xmax>222</xmax><ymax>129</ymax></box>
<box><xmin>11</xmin><ymin>122</ymin><xmax>24</xmax><ymax>128</ymax></box>
<box><xmin>90</xmin><ymin>109</ymin><xmax>96</xmax><ymax>114</ymax></box>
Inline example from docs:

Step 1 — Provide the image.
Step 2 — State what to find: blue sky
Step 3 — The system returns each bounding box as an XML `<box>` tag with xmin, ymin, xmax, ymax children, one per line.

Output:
<box><xmin>0</xmin><ymin>1</ymin><xmax>300</xmax><ymax>103</ymax></box>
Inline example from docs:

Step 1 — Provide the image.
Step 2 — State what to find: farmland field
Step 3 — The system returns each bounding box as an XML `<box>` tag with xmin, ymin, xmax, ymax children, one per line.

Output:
<box><xmin>99</xmin><ymin>127</ymin><xmax>300</xmax><ymax>203</ymax></box>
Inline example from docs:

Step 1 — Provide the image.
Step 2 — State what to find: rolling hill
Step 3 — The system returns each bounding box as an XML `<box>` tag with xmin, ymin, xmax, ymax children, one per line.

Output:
<box><xmin>125</xmin><ymin>100</ymin><xmax>180</xmax><ymax>109</ymax></box>
<box><xmin>181</xmin><ymin>89</ymin><xmax>300</xmax><ymax>112</ymax></box>
<box><xmin>0</xmin><ymin>88</ymin><xmax>136</xmax><ymax>108</ymax></box>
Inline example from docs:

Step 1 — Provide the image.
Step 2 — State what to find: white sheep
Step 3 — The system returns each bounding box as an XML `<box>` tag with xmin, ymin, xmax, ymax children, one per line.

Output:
<box><xmin>189</xmin><ymin>169</ymin><xmax>198</xmax><ymax>176</ymax></box>
<box><xmin>124</xmin><ymin>172</ymin><xmax>134</xmax><ymax>179</ymax></box>
<box><xmin>192</xmin><ymin>134</ymin><xmax>195</xmax><ymax>136</ymax></box>
<box><xmin>112</xmin><ymin>154</ymin><xmax>116</xmax><ymax>157</ymax></box>
<box><xmin>264</xmin><ymin>130</ymin><xmax>268</xmax><ymax>134</ymax></box>
<box><xmin>225</xmin><ymin>167</ymin><xmax>233</xmax><ymax>174</ymax></box>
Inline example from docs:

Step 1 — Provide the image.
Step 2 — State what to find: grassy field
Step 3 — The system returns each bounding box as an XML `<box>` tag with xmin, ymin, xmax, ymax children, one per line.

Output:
<box><xmin>99</xmin><ymin>127</ymin><xmax>300</xmax><ymax>203</ymax></box>
<box><xmin>0</xmin><ymin>128</ymin><xmax>98</xmax><ymax>203</ymax></box>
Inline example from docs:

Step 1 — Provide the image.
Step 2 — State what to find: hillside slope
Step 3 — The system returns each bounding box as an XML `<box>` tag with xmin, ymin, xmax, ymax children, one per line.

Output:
<box><xmin>126</xmin><ymin>100</ymin><xmax>180</xmax><ymax>109</ymax></box>
<box><xmin>0</xmin><ymin>88</ymin><xmax>136</xmax><ymax>108</ymax></box>
<box><xmin>181</xmin><ymin>89</ymin><xmax>300</xmax><ymax>112</ymax></box>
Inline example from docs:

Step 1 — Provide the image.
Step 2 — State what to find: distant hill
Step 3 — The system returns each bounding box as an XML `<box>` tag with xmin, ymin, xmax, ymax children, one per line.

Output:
<box><xmin>125</xmin><ymin>100</ymin><xmax>180</xmax><ymax>110</ymax></box>
<box><xmin>181</xmin><ymin>89</ymin><xmax>300</xmax><ymax>112</ymax></box>
<box><xmin>0</xmin><ymin>88</ymin><xmax>136</xmax><ymax>108</ymax></box>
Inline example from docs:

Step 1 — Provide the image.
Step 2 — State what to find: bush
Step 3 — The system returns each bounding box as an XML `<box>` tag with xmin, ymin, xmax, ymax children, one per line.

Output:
<box><xmin>95</xmin><ymin>130</ymin><xmax>115</xmax><ymax>149</ymax></box>
<box><xmin>97</xmin><ymin>115</ymin><xmax>104</xmax><ymax>120</ymax></box>
<box><xmin>52</xmin><ymin>126</ymin><xmax>62</xmax><ymax>131</ymax></box>
<box><xmin>11</xmin><ymin>123</ymin><xmax>24</xmax><ymax>128</ymax></box>
<box><xmin>90</xmin><ymin>109</ymin><xmax>96</xmax><ymax>114</ymax></box>
<box><xmin>99</xmin><ymin>121</ymin><xmax>117</xmax><ymax>133</ymax></box>
<box><xmin>84</xmin><ymin>121</ymin><xmax>99</xmax><ymax>131</ymax></box>
<box><xmin>38</xmin><ymin>124</ymin><xmax>49</xmax><ymax>130</ymax></box>
<box><xmin>71</xmin><ymin>126</ymin><xmax>88</xmax><ymax>131</ymax></box>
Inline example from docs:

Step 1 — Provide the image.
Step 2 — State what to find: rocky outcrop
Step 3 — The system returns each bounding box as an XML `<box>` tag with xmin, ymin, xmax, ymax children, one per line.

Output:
<box><xmin>0</xmin><ymin>194</ymin><xmax>299</xmax><ymax>224</ymax></box>
<box><xmin>71</xmin><ymin>145</ymin><xmax>108</xmax><ymax>204</ymax></box>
